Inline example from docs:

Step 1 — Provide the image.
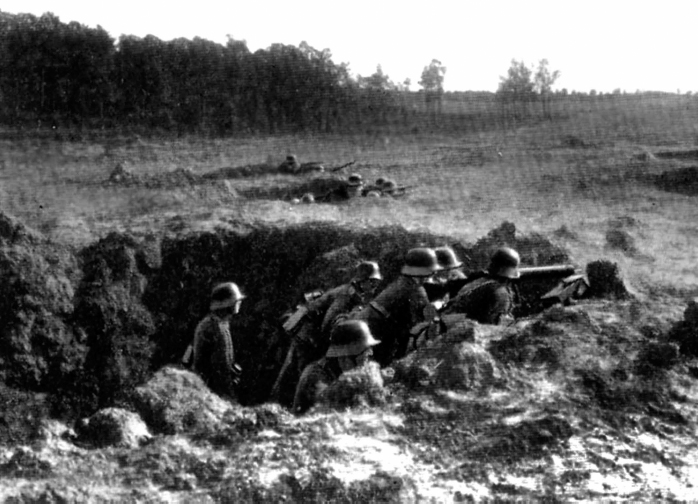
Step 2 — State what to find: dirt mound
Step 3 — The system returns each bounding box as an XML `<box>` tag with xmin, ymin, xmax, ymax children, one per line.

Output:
<box><xmin>131</xmin><ymin>366</ymin><xmax>237</xmax><ymax>435</ymax></box>
<box><xmin>320</xmin><ymin>361</ymin><xmax>387</xmax><ymax>411</ymax></box>
<box><xmin>560</xmin><ymin>135</ymin><xmax>595</xmax><ymax>149</ymax></box>
<box><xmin>668</xmin><ymin>298</ymin><xmax>698</xmax><ymax>356</ymax></box>
<box><xmin>0</xmin><ymin>212</ymin><xmax>84</xmax><ymax>390</ymax></box>
<box><xmin>76</xmin><ymin>407</ymin><xmax>151</xmax><ymax>448</ymax></box>
<box><xmin>240</xmin><ymin>174</ymin><xmax>348</xmax><ymax>201</ymax></box>
<box><xmin>0</xmin><ymin>384</ymin><xmax>50</xmax><ymax>446</ymax></box>
<box><xmin>50</xmin><ymin>233</ymin><xmax>157</xmax><ymax>417</ymax></box>
<box><xmin>293</xmin><ymin>244</ymin><xmax>364</xmax><ymax>297</ymax></box>
<box><xmin>586</xmin><ymin>260</ymin><xmax>632</xmax><ymax>299</ymax></box>
<box><xmin>433</xmin><ymin>342</ymin><xmax>502</xmax><ymax>392</ymax></box>
<box><xmin>605</xmin><ymin>228</ymin><xmax>639</xmax><ymax>255</ymax></box>
<box><xmin>653</xmin><ymin>166</ymin><xmax>698</xmax><ymax>195</ymax></box>
<box><xmin>202</xmin><ymin>163</ymin><xmax>277</xmax><ymax>180</ymax></box>
<box><xmin>653</xmin><ymin>149</ymin><xmax>698</xmax><ymax>161</ymax></box>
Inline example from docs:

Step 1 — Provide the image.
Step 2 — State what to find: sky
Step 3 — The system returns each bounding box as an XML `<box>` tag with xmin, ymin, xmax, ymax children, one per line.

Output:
<box><xmin>2</xmin><ymin>0</ymin><xmax>696</xmax><ymax>93</ymax></box>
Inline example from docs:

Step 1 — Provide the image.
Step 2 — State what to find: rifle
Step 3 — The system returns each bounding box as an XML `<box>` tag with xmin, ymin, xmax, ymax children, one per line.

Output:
<box><xmin>329</xmin><ymin>160</ymin><xmax>356</xmax><ymax>173</ymax></box>
<box><xmin>384</xmin><ymin>185</ymin><xmax>415</xmax><ymax>196</ymax></box>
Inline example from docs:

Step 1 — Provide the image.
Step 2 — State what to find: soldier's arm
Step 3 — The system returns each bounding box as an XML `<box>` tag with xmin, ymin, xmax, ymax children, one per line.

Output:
<box><xmin>320</xmin><ymin>288</ymin><xmax>356</xmax><ymax>335</ymax></box>
<box><xmin>306</xmin><ymin>288</ymin><xmax>338</xmax><ymax>319</ymax></box>
<box><xmin>292</xmin><ymin>365</ymin><xmax>328</xmax><ymax>415</ymax></box>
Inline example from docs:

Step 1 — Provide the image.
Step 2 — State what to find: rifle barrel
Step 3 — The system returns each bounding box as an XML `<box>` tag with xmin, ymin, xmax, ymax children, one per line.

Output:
<box><xmin>518</xmin><ymin>265</ymin><xmax>576</xmax><ymax>278</ymax></box>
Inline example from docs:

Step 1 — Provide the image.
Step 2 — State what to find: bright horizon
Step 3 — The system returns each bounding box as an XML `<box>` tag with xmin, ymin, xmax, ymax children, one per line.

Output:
<box><xmin>2</xmin><ymin>0</ymin><xmax>696</xmax><ymax>94</ymax></box>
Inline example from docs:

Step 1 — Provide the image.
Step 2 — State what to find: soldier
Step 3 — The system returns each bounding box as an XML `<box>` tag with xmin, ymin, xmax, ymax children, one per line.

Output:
<box><xmin>319</xmin><ymin>173</ymin><xmax>364</xmax><ymax>202</ymax></box>
<box><xmin>292</xmin><ymin>320</ymin><xmax>380</xmax><ymax>415</ymax></box>
<box><xmin>427</xmin><ymin>246</ymin><xmax>467</xmax><ymax>309</ymax></box>
<box><xmin>271</xmin><ymin>261</ymin><xmax>383</xmax><ymax>405</ymax></box>
<box><xmin>346</xmin><ymin>173</ymin><xmax>364</xmax><ymax>198</ymax></box>
<box><xmin>434</xmin><ymin>246</ymin><xmax>467</xmax><ymax>283</ymax></box>
<box><xmin>356</xmin><ymin>247</ymin><xmax>441</xmax><ymax>367</ymax></box>
<box><xmin>444</xmin><ymin>247</ymin><xmax>520</xmax><ymax>325</ymax></box>
<box><xmin>381</xmin><ymin>179</ymin><xmax>398</xmax><ymax>196</ymax></box>
<box><xmin>362</xmin><ymin>177</ymin><xmax>386</xmax><ymax>197</ymax></box>
<box><xmin>278</xmin><ymin>154</ymin><xmax>301</xmax><ymax>174</ymax></box>
<box><xmin>192</xmin><ymin>282</ymin><xmax>245</xmax><ymax>401</ymax></box>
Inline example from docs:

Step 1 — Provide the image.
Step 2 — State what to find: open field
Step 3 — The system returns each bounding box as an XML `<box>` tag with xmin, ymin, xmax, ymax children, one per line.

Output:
<box><xmin>2</xmin><ymin>95</ymin><xmax>697</xmax><ymax>296</ymax></box>
<box><xmin>2</xmin><ymin>96</ymin><xmax>698</xmax><ymax>501</ymax></box>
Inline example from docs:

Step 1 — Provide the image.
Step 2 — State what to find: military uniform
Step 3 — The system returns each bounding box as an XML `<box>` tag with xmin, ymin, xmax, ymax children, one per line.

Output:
<box><xmin>356</xmin><ymin>276</ymin><xmax>431</xmax><ymax>366</ymax></box>
<box><xmin>292</xmin><ymin>319</ymin><xmax>379</xmax><ymax>415</ymax></box>
<box><xmin>292</xmin><ymin>357</ymin><xmax>341</xmax><ymax>415</ymax></box>
<box><xmin>444</xmin><ymin>275</ymin><xmax>517</xmax><ymax>325</ymax></box>
<box><xmin>272</xmin><ymin>282</ymin><xmax>369</xmax><ymax>405</ymax></box>
<box><xmin>193</xmin><ymin>313</ymin><xmax>238</xmax><ymax>400</ymax></box>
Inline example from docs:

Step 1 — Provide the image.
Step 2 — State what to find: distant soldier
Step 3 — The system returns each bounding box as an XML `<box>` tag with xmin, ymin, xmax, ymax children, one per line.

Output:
<box><xmin>278</xmin><ymin>155</ymin><xmax>301</xmax><ymax>174</ymax></box>
<box><xmin>191</xmin><ymin>282</ymin><xmax>245</xmax><ymax>401</ymax></box>
<box><xmin>271</xmin><ymin>261</ymin><xmax>383</xmax><ymax>405</ymax></box>
<box><xmin>362</xmin><ymin>177</ymin><xmax>387</xmax><ymax>197</ymax></box>
<box><xmin>355</xmin><ymin>247</ymin><xmax>441</xmax><ymax>367</ymax></box>
<box><xmin>444</xmin><ymin>247</ymin><xmax>521</xmax><ymax>325</ymax></box>
<box><xmin>346</xmin><ymin>173</ymin><xmax>364</xmax><ymax>198</ymax></box>
<box><xmin>381</xmin><ymin>179</ymin><xmax>398</xmax><ymax>196</ymax></box>
<box><xmin>320</xmin><ymin>173</ymin><xmax>365</xmax><ymax>202</ymax></box>
<box><xmin>292</xmin><ymin>320</ymin><xmax>380</xmax><ymax>415</ymax></box>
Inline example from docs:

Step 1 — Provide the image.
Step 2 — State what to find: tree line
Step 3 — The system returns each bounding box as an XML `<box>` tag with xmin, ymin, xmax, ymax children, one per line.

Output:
<box><xmin>7</xmin><ymin>11</ymin><xmax>641</xmax><ymax>136</ymax></box>
<box><xmin>0</xmin><ymin>11</ymin><xmax>430</xmax><ymax>135</ymax></box>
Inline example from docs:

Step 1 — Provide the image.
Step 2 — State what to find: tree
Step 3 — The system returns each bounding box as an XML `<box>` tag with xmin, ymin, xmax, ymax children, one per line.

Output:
<box><xmin>533</xmin><ymin>59</ymin><xmax>560</xmax><ymax>118</ymax></box>
<box><xmin>419</xmin><ymin>59</ymin><xmax>446</xmax><ymax>118</ymax></box>
<box><xmin>496</xmin><ymin>59</ymin><xmax>536</xmax><ymax>121</ymax></box>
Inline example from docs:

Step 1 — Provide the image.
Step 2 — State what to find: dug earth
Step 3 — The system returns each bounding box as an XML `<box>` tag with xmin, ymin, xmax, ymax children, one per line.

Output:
<box><xmin>1</xmin><ymin>211</ymin><xmax>698</xmax><ymax>501</ymax></box>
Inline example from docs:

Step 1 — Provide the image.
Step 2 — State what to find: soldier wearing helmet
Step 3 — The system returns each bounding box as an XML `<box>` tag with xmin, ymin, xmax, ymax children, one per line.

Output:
<box><xmin>192</xmin><ymin>282</ymin><xmax>246</xmax><ymax>401</ymax></box>
<box><xmin>355</xmin><ymin>247</ymin><xmax>440</xmax><ymax>366</ymax></box>
<box><xmin>271</xmin><ymin>261</ymin><xmax>384</xmax><ymax>406</ymax></box>
<box><xmin>361</xmin><ymin>177</ymin><xmax>386</xmax><ymax>197</ymax></box>
<box><xmin>292</xmin><ymin>320</ymin><xmax>380</xmax><ymax>415</ymax></box>
<box><xmin>380</xmin><ymin>179</ymin><xmax>398</xmax><ymax>196</ymax></box>
<box><xmin>425</xmin><ymin>246</ymin><xmax>468</xmax><ymax>309</ymax></box>
<box><xmin>434</xmin><ymin>246</ymin><xmax>467</xmax><ymax>283</ymax></box>
<box><xmin>278</xmin><ymin>154</ymin><xmax>301</xmax><ymax>174</ymax></box>
<box><xmin>444</xmin><ymin>247</ymin><xmax>520</xmax><ymax>325</ymax></box>
<box><xmin>346</xmin><ymin>173</ymin><xmax>364</xmax><ymax>198</ymax></box>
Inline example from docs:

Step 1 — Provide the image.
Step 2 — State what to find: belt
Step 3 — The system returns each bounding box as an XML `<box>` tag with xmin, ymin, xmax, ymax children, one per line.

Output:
<box><xmin>369</xmin><ymin>301</ymin><xmax>390</xmax><ymax>319</ymax></box>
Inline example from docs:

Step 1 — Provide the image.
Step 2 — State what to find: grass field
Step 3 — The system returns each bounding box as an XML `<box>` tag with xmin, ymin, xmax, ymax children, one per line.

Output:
<box><xmin>1</xmin><ymin>94</ymin><xmax>697</xmax><ymax>300</ymax></box>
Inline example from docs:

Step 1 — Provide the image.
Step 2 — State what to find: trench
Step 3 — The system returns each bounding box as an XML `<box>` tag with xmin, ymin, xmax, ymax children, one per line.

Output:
<box><xmin>0</xmin><ymin>213</ymin><xmax>570</xmax><ymax>424</ymax></box>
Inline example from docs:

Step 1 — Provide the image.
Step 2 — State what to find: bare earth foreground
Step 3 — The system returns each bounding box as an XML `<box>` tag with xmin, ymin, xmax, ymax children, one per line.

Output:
<box><xmin>2</xmin><ymin>103</ymin><xmax>698</xmax><ymax>501</ymax></box>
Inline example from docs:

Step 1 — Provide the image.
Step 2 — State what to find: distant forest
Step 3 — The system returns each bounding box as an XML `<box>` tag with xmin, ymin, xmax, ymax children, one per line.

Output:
<box><xmin>0</xmin><ymin>11</ymin><xmax>687</xmax><ymax>137</ymax></box>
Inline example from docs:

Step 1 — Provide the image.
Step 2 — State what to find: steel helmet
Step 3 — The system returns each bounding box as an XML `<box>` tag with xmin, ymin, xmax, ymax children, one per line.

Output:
<box><xmin>326</xmin><ymin>320</ymin><xmax>380</xmax><ymax>358</ymax></box>
<box><xmin>210</xmin><ymin>282</ymin><xmax>245</xmax><ymax>310</ymax></box>
<box><xmin>401</xmin><ymin>247</ymin><xmax>441</xmax><ymax>277</ymax></box>
<box><xmin>354</xmin><ymin>261</ymin><xmax>383</xmax><ymax>282</ymax></box>
<box><xmin>381</xmin><ymin>179</ymin><xmax>397</xmax><ymax>194</ymax></box>
<box><xmin>347</xmin><ymin>173</ymin><xmax>364</xmax><ymax>187</ymax></box>
<box><xmin>487</xmin><ymin>247</ymin><xmax>521</xmax><ymax>279</ymax></box>
<box><xmin>435</xmin><ymin>246</ymin><xmax>463</xmax><ymax>270</ymax></box>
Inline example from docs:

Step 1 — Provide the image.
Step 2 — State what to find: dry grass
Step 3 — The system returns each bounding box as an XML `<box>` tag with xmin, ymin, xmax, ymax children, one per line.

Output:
<box><xmin>1</xmin><ymin>97</ymin><xmax>697</xmax><ymax>298</ymax></box>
